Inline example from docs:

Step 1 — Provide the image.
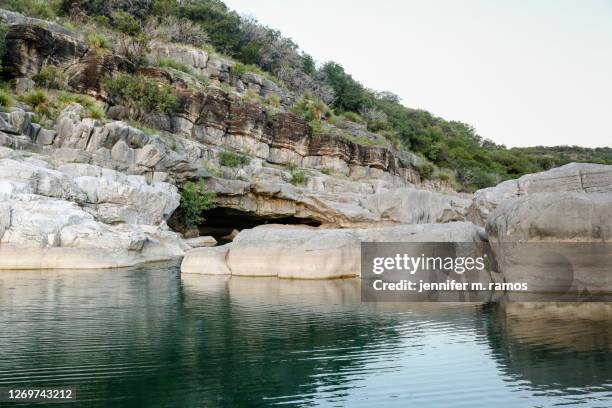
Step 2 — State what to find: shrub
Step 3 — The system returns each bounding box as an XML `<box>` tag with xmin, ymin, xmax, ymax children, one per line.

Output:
<box><xmin>94</xmin><ymin>15</ymin><xmax>109</xmax><ymax>27</ymax></box>
<box><xmin>265</xmin><ymin>94</ymin><xmax>281</xmax><ymax>108</ymax></box>
<box><xmin>416</xmin><ymin>163</ymin><xmax>435</xmax><ymax>180</ymax></box>
<box><xmin>302</xmin><ymin>54</ymin><xmax>315</xmax><ymax>75</ymax></box>
<box><xmin>111</xmin><ymin>11</ymin><xmax>141</xmax><ymax>36</ymax></box>
<box><xmin>57</xmin><ymin>92</ymin><xmax>105</xmax><ymax>120</ymax></box>
<box><xmin>341</xmin><ymin>111</ymin><xmax>363</xmax><ymax>123</ymax></box>
<box><xmin>18</xmin><ymin>89</ymin><xmax>64</xmax><ymax>120</ymax></box>
<box><xmin>174</xmin><ymin>180</ymin><xmax>216</xmax><ymax>229</ymax></box>
<box><xmin>115</xmin><ymin>35</ymin><xmax>149</xmax><ymax>66</ymax></box>
<box><xmin>231</xmin><ymin>61</ymin><xmax>248</xmax><ymax>76</ymax></box>
<box><xmin>230</xmin><ymin>61</ymin><xmax>280</xmax><ymax>84</ymax></box>
<box><xmin>0</xmin><ymin>88</ymin><xmax>14</xmax><ymax>109</ymax></box>
<box><xmin>340</xmin><ymin>132</ymin><xmax>386</xmax><ymax>147</ymax></box>
<box><xmin>145</xmin><ymin>16</ymin><xmax>209</xmax><ymax>46</ymax></box>
<box><xmin>18</xmin><ymin>89</ymin><xmax>105</xmax><ymax>121</ymax></box>
<box><xmin>18</xmin><ymin>89</ymin><xmax>48</xmax><ymax>111</ymax></box>
<box><xmin>32</xmin><ymin>64</ymin><xmax>67</xmax><ymax>90</ymax></box>
<box><xmin>218</xmin><ymin>150</ymin><xmax>250</xmax><ymax>167</ymax></box>
<box><xmin>0</xmin><ymin>24</ymin><xmax>7</xmax><ymax>71</ymax></box>
<box><xmin>308</xmin><ymin>119</ymin><xmax>325</xmax><ymax>134</ymax></box>
<box><xmin>321</xmin><ymin>61</ymin><xmax>370</xmax><ymax>113</ymax></box>
<box><xmin>86</xmin><ymin>32</ymin><xmax>110</xmax><ymax>53</ymax></box>
<box><xmin>242</xmin><ymin>89</ymin><xmax>261</xmax><ymax>104</ymax></box>
<box><xmin>290</xmin><ymin>169</ymin><xmax>308</xmax><ymax>186</ymax></box>
<box><xmin>436</xmin><ymin>171</ymin><xmax>452</xmax><ymax>183</ymax></box>
<box><xmin>157</xmin><ymin>57</ymin><xmax>193</xmax><ymax>74</ymax></box>
<box><xmin>2</xmin><ymin>0</ymin><xmax>58</xmax><ymax>19</ymax></box>
<box><xmin>290</xmin><ymin>94</ymin><xmax>329</xmax><ymax>122</ymax></box>
<box><xmin>103</xmin><ymin>74</ymin><xmax>180</xmax><ymax>118</ymax></box>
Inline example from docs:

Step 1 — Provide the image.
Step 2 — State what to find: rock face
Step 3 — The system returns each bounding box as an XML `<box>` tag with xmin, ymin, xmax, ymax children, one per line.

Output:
<box><xmin>3</xmin><ymin>24</ymin><xmax>88</xmax><ymax>78</ymax></box>
<box><xmin>0</xmin><ymin>149</ymin><xmax>186</xmax><ymax>269</ymax></box>
<box><xmin>0</xmin><ymin>100</ymin><xmax>464</xmax><ymax>230</ymax></box>
<box><xmin>181</xmin><ymin>222</ymin><xmax>485</xmax><ymax>279</ymax></box>
<box><xmin>65</xmin><ymin>54</ymin><xmax>135</xmax><ymax>97</ymax></box>
<box><xmin>469</xmin><ymin>163</ymin><xmax>612</xmax><ymax>226</ymax></box>
<box><xmin>487</xmin><ymin>192</ymin><xmax>612</xmax><ymax>293</ymax></box>
<box><xmin>209</xmin><ymin>177</ymin><xmax>470</xmax><ymax>228</ymax></box>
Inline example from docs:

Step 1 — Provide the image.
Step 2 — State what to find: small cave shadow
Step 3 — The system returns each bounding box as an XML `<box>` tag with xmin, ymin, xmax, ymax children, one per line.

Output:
<box><xmin>197</xmin><ymin>207</ymin><xmax>322</xmax><ymax>243</ymax></box>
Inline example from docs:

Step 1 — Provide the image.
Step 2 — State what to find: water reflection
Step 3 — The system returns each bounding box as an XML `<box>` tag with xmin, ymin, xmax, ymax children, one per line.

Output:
<box><xmin>485</xmin><ymin>302</ymin><xmax>612</xmax><ymax>397</ymax></box>
<box><xmin>0</xmin><ymin>263</ymin><xmax>611</xmax><ymax>407</ymax></box>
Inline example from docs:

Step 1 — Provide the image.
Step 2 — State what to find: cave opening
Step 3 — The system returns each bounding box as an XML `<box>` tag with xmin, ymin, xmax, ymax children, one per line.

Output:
<box><xmin>198</xmin><ymin>207</ymin><xmax>322</xmax><ymax>243</ymax></box>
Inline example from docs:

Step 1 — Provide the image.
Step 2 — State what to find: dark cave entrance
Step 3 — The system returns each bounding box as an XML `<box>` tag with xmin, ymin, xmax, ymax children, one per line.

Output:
<box><xmin>198</xmin><ymin>207</ymin><xmax>322</xmax><ymax>243</ymax></box>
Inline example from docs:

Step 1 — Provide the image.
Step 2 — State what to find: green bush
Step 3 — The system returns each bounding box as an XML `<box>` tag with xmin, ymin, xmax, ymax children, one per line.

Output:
<box><xmin>57</xmin><ymin>92</ymin><xmax>105</xmax><ymax>120</ymax></box>
<box><xmin>230</xmin><ymin>61</ymin><xmax>280</xmax><ymax>84</ymax></box>
<box><xmin>18</xmin><ymin>89</ymin><xmax>105</xmax><ymax>121</ymax></box>
<box><xmin>436</xmin><ymin>171</ymin><xmax>452</xmax><ymax>183</ymax></box>
<box><xmin>32</xmin><ymin>65</ymin><xmax>67</xmax><ymax>90</ymax></box>
<box><xmin>416</xmin><ymin>163</ymin><xmax>434</xmax><ymax>180</ymax></box>
<box><xmin>341</xmin><ymin>111</ymin><xmax>363</xmax><ymax>123</ymax></box>
<box><xmin>18</xmin><ymin>89</ymin><xmax>49</xmax><ymax>112</ymax></box>
<box><xmin>302</xmin><ymin>54</ymin><xmax>315</xmax><ymax>75</ymax></box>
<box><xmin>157</xmin><ymin>57</ymin><xmax>193</xmax><ymax>74</ymax></box>
<box><xmin>340</xmin><ymin>132</ymin><xmax>386</xmax><ymax>147</ymax></box>
<box><xmin>93</xmin><ymin>15</ymin><xmax>109</xmax><ymax>27</ymax></box>
<box><xmin>265</xmin><ymin>94</ymin><xmax>281</xmax><ymax>108</ymax></box>
<box><xmin>103</xmin><ymin>74</ymin><xmax>180</xmax><ymax>117</ymax></box>
<box><xmin>174</xmin><ymin>180</ymin><xmax>216</xmax><ymax>229</ymax></box>
<box><xmin>2</xmin><ymin>0</ymin><xmax>58</xmax><ymax>19</ymax></box>
<box><xmin>86</xmin><ymin>32</ymin><xmax>110</xmax><ymax>53</ymax></box>
<box><xmin>218</xmin><ymin>150</ymin><xmax>250</xmax><ymax>167</ymax></box>
<box><xmin>0</xmin><ymin>88</ymin><xmax>14</xmax><ymax>110</ymax></box>
<box><xmin>111</xmin><ymin>11</ymin><xmax>142</xmax><ymax>36</ymax></box>
<box><xmin>290</xmin><ymin>169</ymin><xmax>308</xmax><ymax>186</ymax></box>
<box><xmin>0</xmin><ymin>24</ymin><xmax>7</xmax><ymax>71</ymax></box>
<box><xmin>290</xmin><ymin>94</ymin><xmax>329</xmax><ymax>122</ymax></box>
<box><xmin>242</xmin><ymin>89</ymin><xmax>261</xmax><ymax>104</ymax></box>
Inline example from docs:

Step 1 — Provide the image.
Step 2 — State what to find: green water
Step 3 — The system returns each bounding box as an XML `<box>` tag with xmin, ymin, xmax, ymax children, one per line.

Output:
<box><xmin>1</xmin><ymin>261</ymin><xmax>611</xmax><ymax>407</ymax></box>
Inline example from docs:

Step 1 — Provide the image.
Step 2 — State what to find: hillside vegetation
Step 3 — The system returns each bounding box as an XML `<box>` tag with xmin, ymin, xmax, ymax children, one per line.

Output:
<box><xmin>2</xmin><ymin>0</ymin><xmax>610</xmax><ymax>192</ymax></box>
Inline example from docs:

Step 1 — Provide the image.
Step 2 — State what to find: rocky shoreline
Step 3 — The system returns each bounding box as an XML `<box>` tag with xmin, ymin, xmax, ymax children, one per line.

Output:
<box><xmin>0</xmin><ymin>9</ymin><xmax>610</xmax><ymax>295</ymax></box>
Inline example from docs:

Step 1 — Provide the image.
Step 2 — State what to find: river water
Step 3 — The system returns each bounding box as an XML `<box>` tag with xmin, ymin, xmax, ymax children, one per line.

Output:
<box><xmin>1</xmin><ymin>261</ymin><xmax>611</xmax><ymax>407</ymax></box>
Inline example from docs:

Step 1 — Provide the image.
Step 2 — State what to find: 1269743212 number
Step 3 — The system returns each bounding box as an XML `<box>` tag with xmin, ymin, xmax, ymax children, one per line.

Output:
<box><xmin>0</xmin><ymin>387</ymin><xmax>76</xmax><ymax>402</ymax></box>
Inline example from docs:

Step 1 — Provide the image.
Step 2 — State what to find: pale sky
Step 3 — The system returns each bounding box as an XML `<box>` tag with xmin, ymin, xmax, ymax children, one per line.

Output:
<box><xmin>224</xmin><ymin>0</ymin><xmax>612</xmax><ymax>148</ymax></box>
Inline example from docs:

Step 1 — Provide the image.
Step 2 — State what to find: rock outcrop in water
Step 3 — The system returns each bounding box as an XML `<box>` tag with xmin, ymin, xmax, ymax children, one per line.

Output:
<box><xmin>468</xmin><ymin>163</ymin><xmax>612</xmax><ymax>226</ymax></box>
<box><xmin>472</xmin><ymin>164</ymin><xmax>612</xmax><ymax>293</ymax></box>
<box><xmin>0</xmin><ymin>126</ymin><xmax>186</xmax><ymax>269</ymax></box>
<box><xmin>182</xmin><ymin>222</ymin><xmax>488</xmax><ymax>279</ymax></box>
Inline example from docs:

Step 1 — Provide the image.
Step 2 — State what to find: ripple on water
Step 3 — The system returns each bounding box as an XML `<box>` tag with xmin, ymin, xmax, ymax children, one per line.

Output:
<box><xmin>1</xmin><ymin>263</ymin><xmax>612</xmax><ymax>407</ymax></box>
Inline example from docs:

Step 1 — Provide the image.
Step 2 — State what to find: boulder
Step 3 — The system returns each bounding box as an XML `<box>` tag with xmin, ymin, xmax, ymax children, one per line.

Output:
<box><xmin>0</xmin><ymin>153</ymin><xmax>186</xmax><ymax>270</ymax></box>
<box><xmin>469</xmin><ymin>163</ymin><xmax>612</xmax><ymax>226</ymax></box>
<box><xmin>182</xmin><ymin>245</ymin><xmax>232</xmax><ymax>275</ymax></box>
<box><xmin>181</xmin><ymin>222</ymin><xmax>487</xmax><ymax>279</ymax></box>
<box><xmin>487</xmin><ymin>192</ymin><xmax>612</xmax><ymax>293</ymax></box>
<box><xmin>185</xmin><ymin>236</ymin><xmax>217</xmax><ymax>248</ymax></box>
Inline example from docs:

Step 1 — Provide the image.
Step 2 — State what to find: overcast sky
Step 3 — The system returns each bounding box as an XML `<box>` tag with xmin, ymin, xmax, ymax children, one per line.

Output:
<box><xmin>223</xmin><ymin>0</ymin><xmax>612</xmax><ymax>148</ymax></box>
